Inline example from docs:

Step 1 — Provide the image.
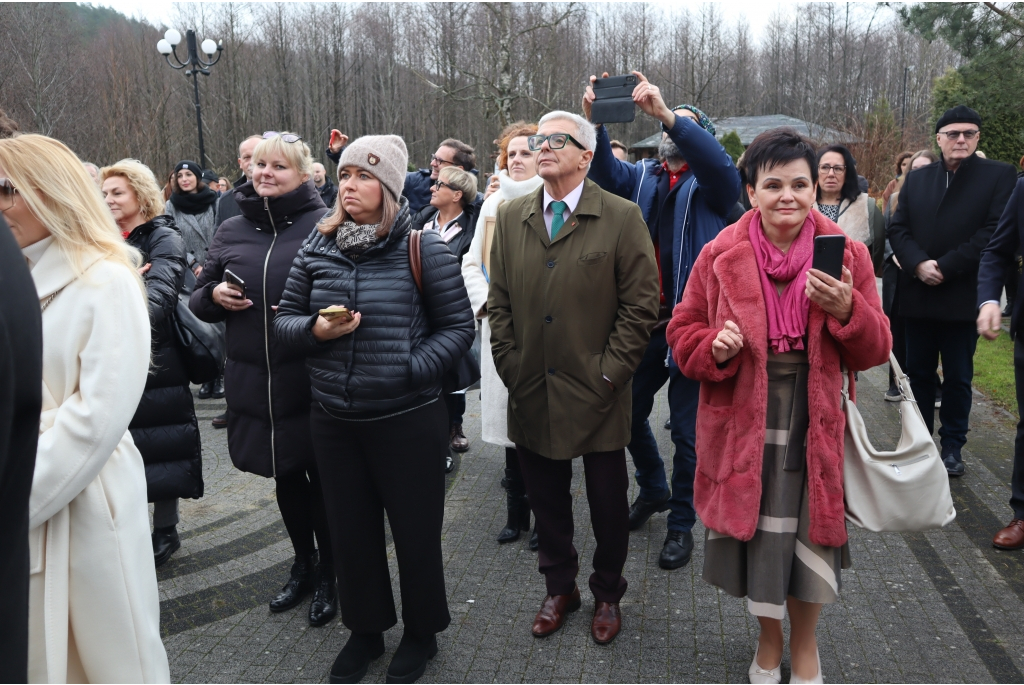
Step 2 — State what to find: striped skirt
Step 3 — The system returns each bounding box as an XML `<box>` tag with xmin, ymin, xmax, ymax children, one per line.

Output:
<box><xmin>702</xmin><ymin>349</ymin><xmax>851</xmax><ymax>619</ymax></box>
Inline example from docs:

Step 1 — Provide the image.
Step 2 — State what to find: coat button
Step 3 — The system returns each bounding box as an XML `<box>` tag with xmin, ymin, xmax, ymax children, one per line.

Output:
<box><xmin>547</xmin><ymin>260</ymin><xmax>555</xmax><ymax>268</ymax></box>
<box><xmin>545</xmin><ymin>316</ymin><xmax>553</xmax><ymax>323</ymax></box>
<box><xmin>547</xmin><ymin>368</ymin><xmax>555</xmax><ymax>376</ymax></box>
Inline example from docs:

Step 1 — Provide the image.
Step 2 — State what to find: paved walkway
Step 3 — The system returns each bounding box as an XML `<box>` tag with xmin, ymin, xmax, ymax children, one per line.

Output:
<box><xmin>160</xmin><ymin>362</ymin><xmax>1024</xmax><ymax>683</ymax></box>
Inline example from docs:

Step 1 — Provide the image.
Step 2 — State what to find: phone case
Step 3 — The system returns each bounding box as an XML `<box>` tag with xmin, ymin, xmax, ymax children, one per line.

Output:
<box><xmin>592</xmin><ymin>98</ymin><xmax>635</xmax><ymax>124</ymax></box>
<box><xmin>812</xmin><ymin>235</ymin><xmax>846</xmax><ymax>280</ymax></box>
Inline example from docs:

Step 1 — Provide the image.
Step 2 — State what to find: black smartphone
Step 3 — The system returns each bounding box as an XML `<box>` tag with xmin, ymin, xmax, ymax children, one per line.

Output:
<box><xmin>591</xmin><ymin>74</ymin><xmax>637</xmax><ymax>124</ymax></box>
<box><xmin>812</xmin><ymin>235</ymin><xmax>846</xmax><ymax>281</ymax></box>
<box><xmin>223</xmin><ymin>269</ymin><xmax>246</xmax><ymax>299</ymax></box>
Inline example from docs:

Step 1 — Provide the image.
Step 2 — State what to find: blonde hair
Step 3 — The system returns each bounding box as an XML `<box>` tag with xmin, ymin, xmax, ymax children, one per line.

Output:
<box><xmin>0</xmin><ymin>134</ymin><xmax>145</xmax><ymax>296</ymax></box>
<box><xmin>439</xmin><ymin>166</ymin><xmax>477</xmax><ymax>208</ymax></box>
<box><xmin>252</xmin><ymin>132</ymin><xmax>313</xmax><ymax>177</ymax></box>
<box><xmin>317</xmin><ymin>170</ymin><xmax>399</xmax><ymax>238</ymax></box>
<box><xmin>101</xmin><ymin>159</ymin><xmax>165</xmax><ymax>222</ymax></box>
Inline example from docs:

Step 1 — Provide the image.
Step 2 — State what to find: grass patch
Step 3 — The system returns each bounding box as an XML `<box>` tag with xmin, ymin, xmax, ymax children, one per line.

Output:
<box><xmin>973</xmin><ymin>331</ymin><xmax>1018</xmax><ymax>418</ymax></box>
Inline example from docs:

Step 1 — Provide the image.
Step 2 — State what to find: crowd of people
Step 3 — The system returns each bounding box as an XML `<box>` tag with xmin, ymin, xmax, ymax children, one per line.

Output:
<box><xmin>1</xmin><ymin>69</ymin><xmax>1023</xmax><ymax>685</ymax></box>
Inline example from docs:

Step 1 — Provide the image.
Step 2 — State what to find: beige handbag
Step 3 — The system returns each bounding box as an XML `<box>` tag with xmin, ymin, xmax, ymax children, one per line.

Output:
<box><xmin>842</xmin><ymin>353</ymin><xmax>956</xmax><ymax>531</ymax></box>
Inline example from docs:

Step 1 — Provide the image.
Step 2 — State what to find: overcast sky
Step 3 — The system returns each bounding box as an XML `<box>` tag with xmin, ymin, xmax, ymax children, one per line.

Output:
<box><xmin>88</xmin><ymin>0</ymin><xmax>812</xmax><ymax>45</ymax></box>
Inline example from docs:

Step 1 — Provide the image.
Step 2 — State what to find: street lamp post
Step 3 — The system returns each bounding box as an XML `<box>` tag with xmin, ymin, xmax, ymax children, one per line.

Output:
<box><xmin>157</xmin><ymin>29</ymin><xmax>223</xmax><ymax>169</ymax></box>
<box><xmin>901</xmin><ymin>65</ymin><xmax>914</xmax><ymax>135</ymax></box>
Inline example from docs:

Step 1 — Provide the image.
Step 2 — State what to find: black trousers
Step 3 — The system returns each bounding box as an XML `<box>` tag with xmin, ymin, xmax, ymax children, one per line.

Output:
<box><xmin>1011</xmin><ymin>338</ymin><xmax>1024</xmax><ymax>519</ymax></box>
<box><xmin>276</xmin><ymin>463</ymin><xmax>333</xmax><ymax>566</ymax></box>
<box><xmin>517</xmin><ymin>445</ymin><xmax>630</xmax><ymax>603</ymax></box>
<box><xmin>904</xmin><ymin>318</ymin><xmax>978</xmax><ymax>447</ymax></box>
<box><xmin>444</xmin><ymin>392</ymin><xmax>466</xmax><ymax>427</ymax></box>
<box><xmin>311</xmin><ymin>399</ymin><xmax>451</xmax><ymax>636</ymax></box>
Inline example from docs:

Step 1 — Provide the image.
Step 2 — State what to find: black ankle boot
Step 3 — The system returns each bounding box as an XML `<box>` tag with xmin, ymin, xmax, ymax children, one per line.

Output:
<box><xmin>330</xmin><ymin>632</ymin><xmax>385</xmax><ymax>684</ymax></box>
<box><xmin>386</xmin><ymin>631</ymin><xmax>438</xmax><ymax>684</ymax></box>
<box><xmin>269</xmin><ymin>554</ymin><xmax>314</xmax><ymax>612</ymax></box>
<box><xmin>497</xmin><ymin>468</ymin><xmax>530</xmax><ymax>543</ymax></box>
<box><xmin>152</xmin><ymin>525</ymin><xmax>180</xmax><ymax>567</ymax></box>
<box><xmin>309</xmin><ymin>562</ymin><xmax>338</xmax><ymax>627</ymax></box>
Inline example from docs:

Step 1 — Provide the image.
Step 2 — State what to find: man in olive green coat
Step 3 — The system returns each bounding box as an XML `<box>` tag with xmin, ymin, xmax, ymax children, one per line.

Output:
<box><xmin>488</xmin><ymin>110</ymin><xmax>660</xmax><ymax>645</ymax></box>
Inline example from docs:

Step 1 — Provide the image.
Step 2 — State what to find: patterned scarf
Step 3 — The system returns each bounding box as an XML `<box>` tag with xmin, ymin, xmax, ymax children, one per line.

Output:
<box><xmin>335</xmin><ymin>220</ymin><xmax>381</xmax><ymax>255</ymax></box>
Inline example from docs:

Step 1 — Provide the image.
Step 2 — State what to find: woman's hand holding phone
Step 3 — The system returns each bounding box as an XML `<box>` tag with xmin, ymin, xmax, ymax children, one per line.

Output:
<box><xmin>313</xmin><ymin>309</ymin><xmax>360</xmax><ymax>341</ymax></box>
<box><xmin>213</xmin><ymin>282</ymin><xmax>253</xmax><ymax>312</ymax></box>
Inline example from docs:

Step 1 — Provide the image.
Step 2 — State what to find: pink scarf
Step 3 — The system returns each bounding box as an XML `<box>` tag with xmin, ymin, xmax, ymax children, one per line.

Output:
<box><xmin>748</xmin><ymin>211</ymin><xmax>815</xmax><ymax>353</ymax></box>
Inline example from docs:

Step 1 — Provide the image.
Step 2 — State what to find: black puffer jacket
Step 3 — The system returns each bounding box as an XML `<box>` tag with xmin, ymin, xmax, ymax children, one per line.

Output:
<box><xmin>190</xmin><ymin>181</ymin><xmax>328</xmax><ymax>478</ymax></box>
<box><xmin>275</xmin><ymin>200</ymin><xmax>475</xmax><ymax>415</ymax></box>
<box><xmin>126</xmin><ymin>215</ymin><xmax>203</xmax><ymax>501</ymax></box>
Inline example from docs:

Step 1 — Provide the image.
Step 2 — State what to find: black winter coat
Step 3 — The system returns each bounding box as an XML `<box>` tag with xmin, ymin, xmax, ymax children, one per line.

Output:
<box><xmin>275</xmin><ymin>200</ymin><xmax>475</xmax><ymax>416</ymax></box>
<box><xmin>411</xmin><ymin>199</ymin><xmax>481</xmax><ymax>264</ymax></box>
<box><xmin>317</xmin><ymin>180</ymin><xmax>338</xmax><ymax>209</ymax></box>
<box><xmin>126</xmin><ymin>215</ymin><xmax>203</xmax><ymax>501</ymax></box>
<box><xmin>888</xmin><ymin>153</ymin><xmax>1017</xmax><ymax>322</ymax></box>
<box><xmin>0</xmin><ymin>216</ymin><xmax>41</xmax><ymax>682</ymax></box>
<box><xmin>190</xmin><ymin>181</ymin><xmax>328</xmax><ymax>477</ymax></box>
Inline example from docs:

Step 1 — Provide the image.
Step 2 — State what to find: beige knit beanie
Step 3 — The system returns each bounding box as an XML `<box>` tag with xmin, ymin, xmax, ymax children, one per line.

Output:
<box><xmin>338</xmin><ymin>135</ymin><xmax>408</xmax><ymax>201</ymax></box>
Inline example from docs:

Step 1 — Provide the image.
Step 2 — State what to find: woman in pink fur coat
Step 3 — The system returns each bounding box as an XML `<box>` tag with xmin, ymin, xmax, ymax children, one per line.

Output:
<box><xmin>667</xmin><ymin>129</ymin><xmax>890</xmax><ymax>684</ymax></box>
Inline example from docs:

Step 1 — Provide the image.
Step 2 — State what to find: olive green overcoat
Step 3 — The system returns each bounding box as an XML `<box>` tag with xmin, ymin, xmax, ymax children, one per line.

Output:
<box><xmin>487</xmin><ymin>178</ymin><xmax>659</xmax><ymax>460</ymax></box>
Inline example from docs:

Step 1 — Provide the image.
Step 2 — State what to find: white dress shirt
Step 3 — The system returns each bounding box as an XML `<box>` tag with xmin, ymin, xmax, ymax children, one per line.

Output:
<box><xmin>542</xmin><ymin>180</ymin><xmax>585</xmax><ymax>238</ymax></box>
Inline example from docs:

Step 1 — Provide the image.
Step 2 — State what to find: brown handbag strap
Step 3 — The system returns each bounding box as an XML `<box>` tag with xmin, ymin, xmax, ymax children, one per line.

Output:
<box><xmin>408</xmin><ymin>228</ymin><xmax>423</xmax><ymax>293</ymax></box>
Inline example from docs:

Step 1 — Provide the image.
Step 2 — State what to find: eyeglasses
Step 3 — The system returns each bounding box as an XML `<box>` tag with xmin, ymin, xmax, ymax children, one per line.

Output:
<box><xmin>0</xmin><ymin>178</ymin><xmax>17</xmax><ymax>211</ymax></box>
<box><xmin>430</xmin><ymin>154</ymin><xmax>456</xmax><ymax>167</ymax></box>
<box><xmin>263</xmin><ymin>131</ymin><xmax>302</xmax><ymax>143</ymax></box>
<box><xmin>819</xmin><ymin>164</ymin><xmax>847</xmax><ymax>176</ymax></box>
<box><xmin>432</xmin><ymin>180</ymin><xmax>455</xmax><ymax>191</ymax></box>
<box><xmin>527</xmin><ymin>133</ymin><xmax>586</xmax><ymax>152</ymax></box>
<box><xmin>939</xmin><ymin>129</ymin><xmax>979</xmax><ymax>141</ymax></box>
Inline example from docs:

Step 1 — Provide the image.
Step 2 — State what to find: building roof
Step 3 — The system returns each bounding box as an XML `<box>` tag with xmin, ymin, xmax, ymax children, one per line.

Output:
<box><xmin>631</xmin><ymin>114</ymin><xmax>859</xmax><ymax>149</ymax></box>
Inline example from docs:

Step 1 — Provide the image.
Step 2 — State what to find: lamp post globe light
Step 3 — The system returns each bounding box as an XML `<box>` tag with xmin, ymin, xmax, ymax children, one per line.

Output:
<box><xmin>157</xmin><ymin>28</ymin><xmax>223</xmax><ymax>169</ymax></box>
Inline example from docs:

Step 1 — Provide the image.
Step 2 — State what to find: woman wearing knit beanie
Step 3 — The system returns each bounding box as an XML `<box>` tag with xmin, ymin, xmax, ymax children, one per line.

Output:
<box><xmin>276</xmin><ymin>134</ymin><xmax>475</xmax><ymax>684</ymax></box>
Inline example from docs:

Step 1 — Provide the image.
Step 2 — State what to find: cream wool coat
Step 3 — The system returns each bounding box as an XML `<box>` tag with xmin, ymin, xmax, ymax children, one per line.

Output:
<box><xmin>461</xmin><ymin>171</ymin><xmax>544</xmax><ymax>447</ymax></box>
<box><xmin>27</xmin><ymin>241</ymin><xmax>169</xmax><ymax>684</ymax></box>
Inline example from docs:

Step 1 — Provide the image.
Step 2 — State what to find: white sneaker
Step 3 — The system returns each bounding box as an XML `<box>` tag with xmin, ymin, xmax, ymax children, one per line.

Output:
<box><xmin>748</xmin><ymin>645</ymin><xmax>782</xmax><ymax>684</ymax></box>
<box><xmin>789</xmin><ymin>648</ymin><xmax>823</xmax><ymax>684</ymax></box>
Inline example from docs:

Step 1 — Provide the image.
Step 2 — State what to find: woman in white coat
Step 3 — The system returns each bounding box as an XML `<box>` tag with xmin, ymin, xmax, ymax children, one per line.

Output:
<box><xmin>462</xmin><ymin>122</ymin><xmax>544</xmax><ymax>547</ymax></box>
<box><xmin>0</xmin><ymin>134</ymin><xmax>170</xmax><ymax>684</ymax></box>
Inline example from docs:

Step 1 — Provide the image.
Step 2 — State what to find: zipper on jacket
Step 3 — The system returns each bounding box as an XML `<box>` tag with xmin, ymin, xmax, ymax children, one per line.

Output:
<box><xmin>262</xmin><ymin>197</ymin><xmax>280</xmax><ymax>477</ymax></box>
<box><xmin>673</xmin><ymin>182</ymin><xmax>698</xmax><ymax>306</ymax></box>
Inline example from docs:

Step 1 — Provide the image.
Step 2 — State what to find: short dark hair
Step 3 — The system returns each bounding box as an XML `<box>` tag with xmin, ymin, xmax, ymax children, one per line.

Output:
<box><xmin>609</xmin><ymin>139</ymin><xmax>628</xmax><ymax>153</ymax></box>
<box><xmin>743</xmin><ymin>128</ymin><xmax>818</xmax><ymax>188</ymax></box>
<box><xmin>816</xmin><ymin>144</ymin><xmax>861</xmax><ymax>204</ymax></box>
<box><xmin>439</xmin><ymin>138</ymin><xmax>476</xmax><ymax>173</ymax></box>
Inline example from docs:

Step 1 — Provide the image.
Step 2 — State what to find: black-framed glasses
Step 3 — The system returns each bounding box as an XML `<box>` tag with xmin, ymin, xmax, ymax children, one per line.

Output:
<box><xmin>430</xmin><ymin>154</ymin><xmax>456</xmax><ymax>167</ymax></box>
<box><xmin>528</xmin><ymin>133</ymin><xmax>586</xmax><ymax>152</ymax></box>
<box><xmin>263</xmin><ymin>131</ymin><xmax>302</xmax><ymax>143</ymax></box>
<box><xmin>939</xmin><ymin>129</ymin><xmax>979</xmax><ymax>141</ymax></box>
<box><xmin>0</xmin><ymin>178</ymin><xmax>17</xmax><ymax>211</ymax></box>
<box><xmin>432</xmin><ymin>180</ymin><xmax>455</xmax><ymax>191</ymax></box>
<box><xmin>819</xmin><ymin>164</ymin><xmax>847</xmax><ymax>175</ymax></box>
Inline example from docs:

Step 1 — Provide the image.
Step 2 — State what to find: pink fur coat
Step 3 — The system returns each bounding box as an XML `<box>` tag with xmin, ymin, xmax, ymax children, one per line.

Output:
<box><xmin>666</xmin><ymin>209</ymin><xmax>891</xmax><ymax>548</ymax></box>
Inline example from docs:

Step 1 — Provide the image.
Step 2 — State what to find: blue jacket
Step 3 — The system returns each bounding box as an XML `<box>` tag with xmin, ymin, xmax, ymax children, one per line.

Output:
<box><xmin>588</xmin><ymin>115</ymin><xmax>740</xmax><ymax>308</ymax></box>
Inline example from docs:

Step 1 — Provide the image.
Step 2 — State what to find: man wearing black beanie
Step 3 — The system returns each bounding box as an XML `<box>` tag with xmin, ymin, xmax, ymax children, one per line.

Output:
<box><xmin>888</xmin><ymin>105</ymin><xmax>1017</xmax><ymax>476</ymax></box>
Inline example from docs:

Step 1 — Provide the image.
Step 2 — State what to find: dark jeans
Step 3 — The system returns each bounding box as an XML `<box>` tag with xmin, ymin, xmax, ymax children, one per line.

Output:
<box><xmin>625</xmin><ymin>328</ymin><xmax>698</xmax><ymax>532</ymax></box>
<box><xmin>276</xmin><ymin>464</ymin><xmax>333</xmax><ymax>566</ymax></box>
<box><xmin>1011</xmin><ymin>338</ymin><xmax>1024</xmax><ymax>519</ymax></box>
<box><xmin>311</xmin><ymin>399</ymin><xmax>450</xmax><ymax>636</ymax></box>
<box><xmin>444</xmin><ymin>392</ymin><xmax>465</xmax><ymax>427</ymax></box>
<box><xmin>904</xmin><ymin>318</ymin><xmax>978</xmax><ymax>448</ymax></box>
<box><xmin>517</xmin><ymin>444</ymin><xmax>629</xmax><ymax>603</ymax></box>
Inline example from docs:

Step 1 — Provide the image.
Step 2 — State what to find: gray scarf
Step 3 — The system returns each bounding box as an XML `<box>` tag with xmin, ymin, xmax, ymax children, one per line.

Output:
<box><xmin>335</xmin><ymin>220</ymin><xmax>381</xmax><ymax>255</ymax></box>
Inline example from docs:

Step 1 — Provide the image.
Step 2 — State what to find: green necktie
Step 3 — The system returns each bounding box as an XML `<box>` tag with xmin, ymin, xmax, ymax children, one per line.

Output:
<box><xmin>550</xmin><ymin>200</ymin><xmax>568</xmax><ymax>239</ymax></box>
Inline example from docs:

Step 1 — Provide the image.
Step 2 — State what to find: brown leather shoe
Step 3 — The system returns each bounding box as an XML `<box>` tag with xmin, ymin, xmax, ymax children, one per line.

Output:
<box><xmin>449</xmin><ymin>424</ymin><xmax>470</xmax><ymax>453</ymax></box>
<box><xmin>993</xmin><ymin>519</ymin><xmax>1024</xmax><ymax>549</ymax></box>
<box><xmin>531</xmin><ymin>586</ymin><xmax>581</xmax><ymax>637</ymax></box>
<box><xmin>591</xmin><ymin>602</ymin><xmax>622</xmax><ymax>645</ymax></box>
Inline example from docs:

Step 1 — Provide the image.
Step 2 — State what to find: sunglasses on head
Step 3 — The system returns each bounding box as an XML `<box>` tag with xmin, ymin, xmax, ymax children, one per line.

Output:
<box><xmin>263</xmin><ymin>131</ymin><xmax>302</xmax><ymax>143</ymax></box>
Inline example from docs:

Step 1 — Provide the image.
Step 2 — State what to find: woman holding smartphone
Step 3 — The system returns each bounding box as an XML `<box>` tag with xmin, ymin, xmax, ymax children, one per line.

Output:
<box><xmin>189</xmin><ymin>132</ymin><xmax>338</xmax><ymax>627</ymax></box>
<box><xmin>667</xmin><ymin>129</ymin><xmax>890</xmax><ymax>684</ymax></box>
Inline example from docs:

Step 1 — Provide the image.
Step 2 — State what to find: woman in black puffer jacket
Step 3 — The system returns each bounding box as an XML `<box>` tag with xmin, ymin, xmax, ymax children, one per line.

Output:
<box><xmin>276</xmin><ymin>135</ymin><xmax>474</xmax><ymax>685</ymax></box>
<box><xmin>189</xmin><ymin>133</ymin><xmax>338</xmax><ymax>628</ymax></box>
<box><xmin>101</xmin><ymin>159</ymin><xmax>203</xmax><ymax>569</ymax></box>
